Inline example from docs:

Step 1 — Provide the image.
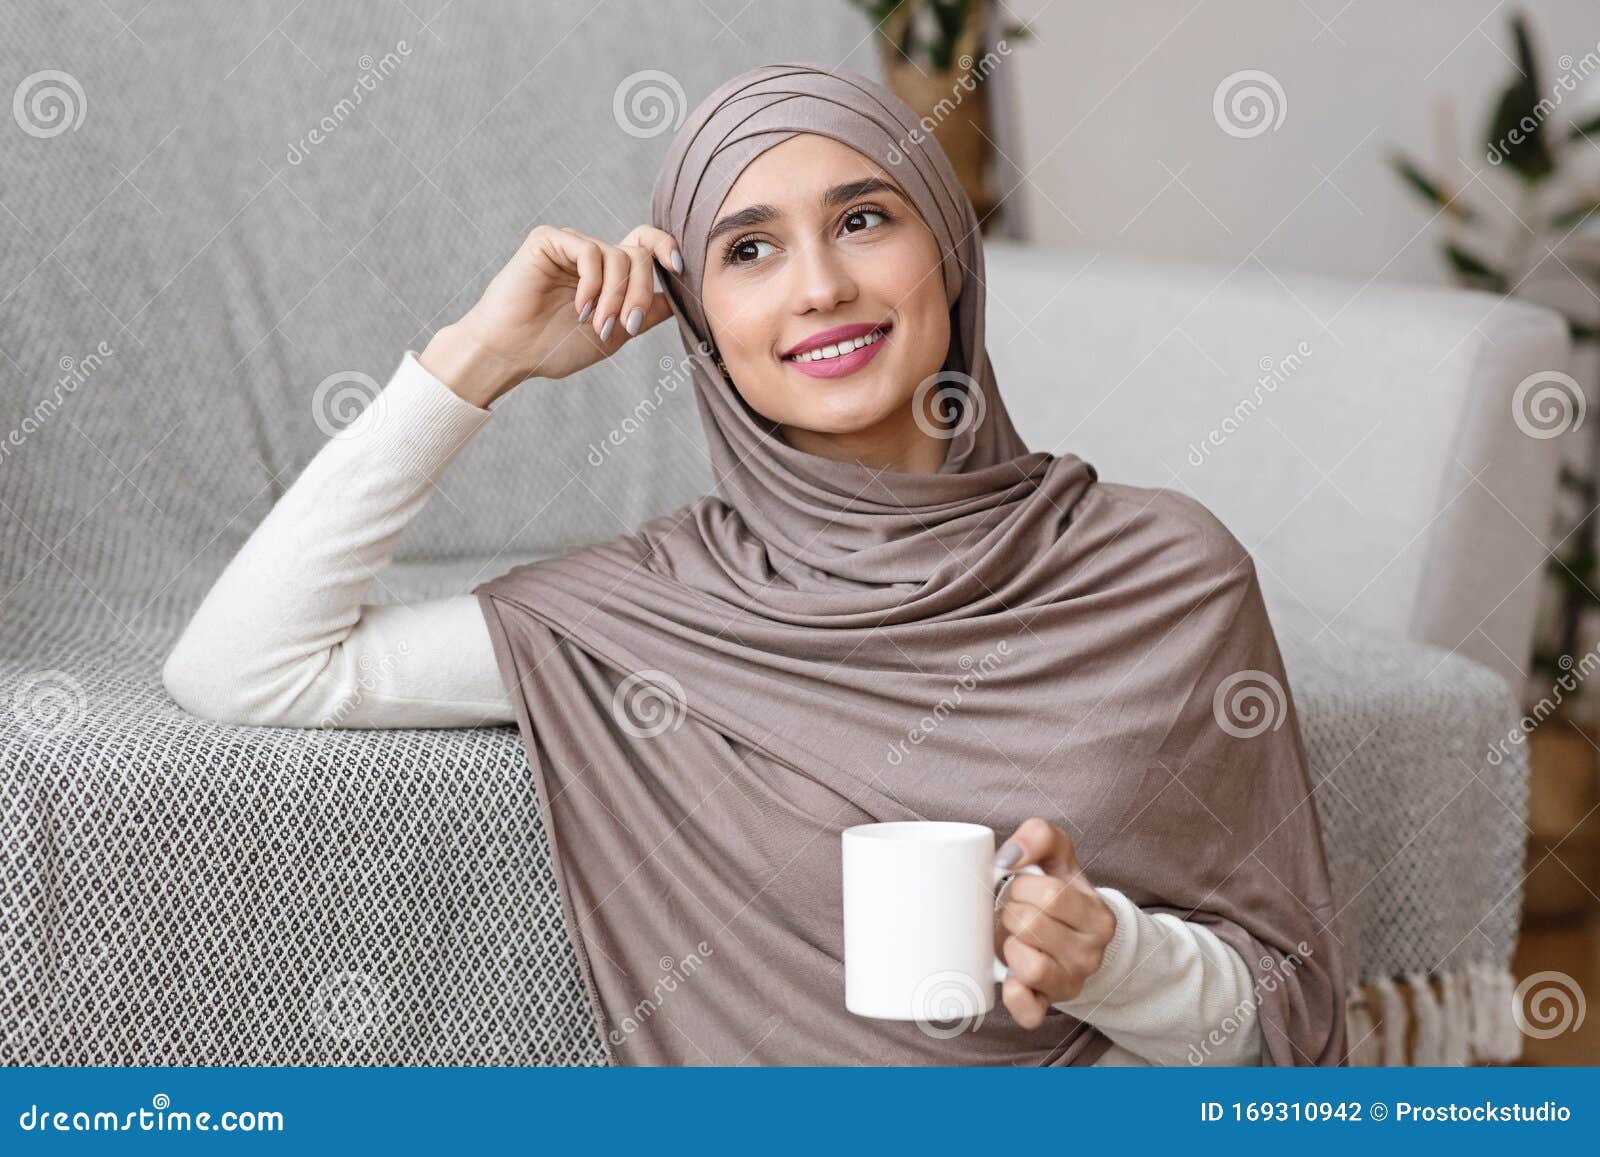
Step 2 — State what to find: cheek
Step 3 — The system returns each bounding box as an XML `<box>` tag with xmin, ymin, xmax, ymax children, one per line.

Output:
<box><xmin>897</xmin><ymin>297</ymin><xmax>950</xmax><ymax>383</ymax></box>
<box><xmin>882</xmin><ymin>246</ymin><xmax>948</xmax><ymax>353</ymax></box>
<box><xmin>712</xmin><ymin>291</ymin><xmax>784</xmax><ymax>363</ymax></box>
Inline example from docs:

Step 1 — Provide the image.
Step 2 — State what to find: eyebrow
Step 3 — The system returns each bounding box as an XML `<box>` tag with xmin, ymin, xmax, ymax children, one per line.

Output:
<box><xmin>706</xmin><ymin>177</ymin><xmax>906</xmax><ymax>246</ymax></box>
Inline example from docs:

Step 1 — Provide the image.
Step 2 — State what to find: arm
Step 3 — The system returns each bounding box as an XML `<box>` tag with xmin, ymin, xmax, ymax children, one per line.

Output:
<box><xmin>161</xmin><ymin>352</ymin><xmax>516</xmax><ymax>728</ymax></box>
<box><xmin>163</xmin><ymin>223</ymin><xmax>685</xmax><ymax>728</ymax></box>
<box><xmin>1060</xmin><ymin>885</ymin><xmax>1263</xmax><ymax>1066</ymax></box>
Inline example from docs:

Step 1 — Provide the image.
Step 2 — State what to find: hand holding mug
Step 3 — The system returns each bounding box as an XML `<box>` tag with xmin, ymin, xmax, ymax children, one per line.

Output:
<box><xmin>992</xmin><ymin>817</ymin><xmax>1119</xmax><ymax>1029</ymax></box>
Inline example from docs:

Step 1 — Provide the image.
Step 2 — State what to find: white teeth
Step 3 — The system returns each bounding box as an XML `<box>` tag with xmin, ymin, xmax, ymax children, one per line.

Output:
<box><xmin>788</xmin><ymin>327</ymin><xmax>886</xmax><ymax>362</ymax></box>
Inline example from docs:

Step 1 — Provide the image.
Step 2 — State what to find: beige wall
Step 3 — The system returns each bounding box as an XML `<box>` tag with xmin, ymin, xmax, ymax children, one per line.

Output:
<box><xmin>1008</xmin><ymin>0</ymin><xmax>1600</xmax><ymax>285</ymax></box>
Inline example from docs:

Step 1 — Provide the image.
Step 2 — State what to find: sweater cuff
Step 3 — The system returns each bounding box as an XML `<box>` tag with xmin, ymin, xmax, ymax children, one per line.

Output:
<box><xmin>334</xmin><ymin>351</ymin><xmax>496</xmax><ymax>480</ymax></box>
<box><xmin>395</xmin><ymin>349</ymin><xmax>496</xmax><ymax>420</ymax></box>
<box><xmin>1054</xmin><ymin>884</ymin><xmax>1139</xmax><ymax>1011</ymax></box>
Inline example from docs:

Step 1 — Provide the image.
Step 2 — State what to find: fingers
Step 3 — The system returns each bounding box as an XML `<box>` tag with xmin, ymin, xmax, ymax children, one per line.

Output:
<box><xmin>590</xmin><ymin>241</ymin><xmax>635</xmax><ymax>341</ymax></box>
<box><xmin>998</xmin><ymin>860</ymin><xmax>1111</xmax><ymax>1001</ymax></box>
<box><xmin>621</xmin><ymin>224</ymin><xmax>685</xmax><ymax>276</ymax></box>
<box><xmin>637</xmin><ymin>288</ymin><xmax>675</xmax><ymax>335</ymax></box>
<box><xmin>997</xmin><ymin>903</ymin><xmax>1107</xmax><ymax>998</ymax></box>
<box><xmin>528</xmin><ymin>226</ymin><xmax>603</xmax><ymax>322</ymax></box>
<box><xmin>998</xmin><ymin>892</ymin><xmax>1076</xmax><ymax>962</ymax></box>
<box><xmin>998</xmin><ymin>816</ymin><xmax>1082</xmax><ymax>880</ymax></box>
<box><xmin>999</xmin><ymin>943</ymin><xmax>1055</xmax><ymax>1030</ymax></box>
<box><xmin>559</xmin><ymin>226</ymin><xmax>678</xmax><ymax>343</ymax></box>
<box><xmin>1004</xmin><ymin>868</ymin><xmax>1112</xmax><ymax>939</ymax></box>
<box><xmin>619</xmin><ymin>244</ymin><xmax>662</xmax><ymax>337</ymax></box>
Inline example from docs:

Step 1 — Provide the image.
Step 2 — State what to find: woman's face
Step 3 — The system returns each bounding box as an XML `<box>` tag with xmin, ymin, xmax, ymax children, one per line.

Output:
<box><xmin>698</xmin><ymin>133</ymin><xmax>952</xmax><ymax>472</ymax></box>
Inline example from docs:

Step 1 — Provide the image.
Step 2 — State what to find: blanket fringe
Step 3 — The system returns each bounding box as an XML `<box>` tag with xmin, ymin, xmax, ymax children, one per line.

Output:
<box><xmin>1440</xmin><ymin>967</ymin><xmax>1469</xmax><ymax>1066</ymax></box>
<box><xmin>1343</xmin><ymin>961</ymin><xmax>1524</xmax><ymax>1065</ymax></box>
<box><xmin>1405</xmin><ymin>970</ymin><xmax>1443</xmax><ymax>1064</ymax></box>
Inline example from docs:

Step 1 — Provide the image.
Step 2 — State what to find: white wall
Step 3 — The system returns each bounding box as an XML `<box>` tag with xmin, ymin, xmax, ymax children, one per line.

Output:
<box><xmin>1008</xmin><ymin>0</ymin><xmax>1600</xmax><ymax>286</ymax></box>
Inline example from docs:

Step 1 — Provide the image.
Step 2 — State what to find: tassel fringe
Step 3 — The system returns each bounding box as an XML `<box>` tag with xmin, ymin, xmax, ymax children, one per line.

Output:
<box><xmin>1343</xmin><ymin>960</ymin><xmax>1524</xmax><ymax>1066</ymax></box>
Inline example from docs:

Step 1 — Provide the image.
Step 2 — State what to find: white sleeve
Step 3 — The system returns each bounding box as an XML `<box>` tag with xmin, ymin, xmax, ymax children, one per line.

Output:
<box><xmin>161</xmin><ymin>352</ymin><xmax>517</xmax><ymax>729</ymax></box>
<box><xmin>1063</xmin><ymin>885</ymin><xmax>1264</xmax><ymax>1066</ymax></box>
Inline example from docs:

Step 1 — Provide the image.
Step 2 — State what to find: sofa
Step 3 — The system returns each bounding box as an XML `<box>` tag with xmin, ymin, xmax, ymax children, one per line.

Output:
<box><xmin>1</xmin><ymin>1</ymin><xmax>1566</xmax><ymax>1065</ymax></box>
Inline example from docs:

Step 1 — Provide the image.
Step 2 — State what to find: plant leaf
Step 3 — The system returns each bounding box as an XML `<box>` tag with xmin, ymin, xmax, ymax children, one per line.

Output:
<box><xmin>1389</xmin><ymin>152</ymin><xmax>1475</xmax><ymax>221</ymax></box>
<box><xmin>1484</xmin><ymin>12</ymin><xmax>1555</xmax><ymax>179</ymax></box>
<box><xmin>1568</xmin><ymin>317</ymin><xmax>1600</xmax><ymax>343</ymax></box>
<box><xmin>1552</xmin><ymin>200</ymin><xmax>1600</xmax><ymax>229</ymax></box>
<box><xmin>1442</xmin><ymin>240</ymin><xmax>1509</xmax><ymax>291</ymax></box>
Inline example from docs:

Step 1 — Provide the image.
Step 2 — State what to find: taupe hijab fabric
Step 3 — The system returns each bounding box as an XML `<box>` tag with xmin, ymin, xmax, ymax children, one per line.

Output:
<box><xmin>473</xmin><ymin>62</ymin><xmax>1346</xmax><ymax>1066</ymax></box>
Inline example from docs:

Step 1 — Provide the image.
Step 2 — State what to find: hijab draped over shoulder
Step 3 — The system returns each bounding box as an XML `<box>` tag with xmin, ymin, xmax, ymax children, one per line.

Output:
<box><xmin>473</xmin><ymin>62</ymin><xmax>1346</xmax><ymax>1067</ymax></box>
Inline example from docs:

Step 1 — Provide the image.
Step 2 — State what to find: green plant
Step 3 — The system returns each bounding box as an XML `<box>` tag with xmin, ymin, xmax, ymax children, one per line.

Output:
<box><xmin>1390</xmin><ymin>10</ymin><xmax>1600</xmax><ymax>691</ymax></box>
<box><xmin>847</xmin><ymin>0</ymin><xmax>1032</xmax><ymax>72</ymax></box>
<box><xmin>1390</xmin><ymin>14</ymin><xmax>1600</xmax><ymax>316</ymax></box>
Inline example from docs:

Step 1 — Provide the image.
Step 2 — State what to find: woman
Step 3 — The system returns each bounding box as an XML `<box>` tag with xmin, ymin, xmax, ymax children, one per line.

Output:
<box><xmin>164</xmin><ymin>63</ymin><xmax>1345</xmax><ymax>1066</ymax></box>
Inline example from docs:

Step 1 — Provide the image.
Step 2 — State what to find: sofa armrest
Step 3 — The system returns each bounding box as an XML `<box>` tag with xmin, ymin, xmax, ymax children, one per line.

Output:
<box><xmin>982</xmin><ymin>239</ymin><xmax>1571</xmax><ymax>695</ymax></box>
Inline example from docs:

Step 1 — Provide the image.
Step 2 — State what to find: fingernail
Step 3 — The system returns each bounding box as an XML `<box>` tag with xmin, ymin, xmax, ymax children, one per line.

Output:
<box><xmin>625</xmin><ymin>306</ymin><xmax>643</xmax><ymax>335</ymax></box>
<box><xmin>600</xmin><ymin>314</ymin><xmax>616</xmax><ymax>341</ymax></box>
<box><xmin>577</xmin><ymin>299</ymin><xmax>595</xmax><ymax>323</ymax></box>
<box><xmin>670</xmin><ymin>249</ymin><xmax>684</xmax><ymax>274</ymax></box>
<box><xmin>995</xmin><ymin>840</ymin><xmax>1022</xmax><ymax>869</ymax></box>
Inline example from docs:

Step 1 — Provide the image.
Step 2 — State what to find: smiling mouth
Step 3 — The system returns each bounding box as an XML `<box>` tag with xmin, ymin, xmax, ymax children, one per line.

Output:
<box><xmin>782</xmin><ymin>323</ymin><xmax>893</xmax><ymax>364</ymax></box>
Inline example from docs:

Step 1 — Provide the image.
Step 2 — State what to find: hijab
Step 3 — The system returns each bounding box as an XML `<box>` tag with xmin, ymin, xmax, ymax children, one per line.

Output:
<box><xmin>472</xmin><ymin>62</ymin><xmax>1347</xmax><ymax>1066</ymax></box>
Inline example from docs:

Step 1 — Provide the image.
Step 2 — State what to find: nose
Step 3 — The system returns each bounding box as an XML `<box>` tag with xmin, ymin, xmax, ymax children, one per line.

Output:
<box><xmin>788</xmin><ymin>236</ymin><xmax>857</xmax><ymax>316</ymax></box>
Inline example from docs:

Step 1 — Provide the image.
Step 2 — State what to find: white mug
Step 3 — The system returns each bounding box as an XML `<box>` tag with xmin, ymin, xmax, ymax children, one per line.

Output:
<box><xmin>841</xmin><ymin>820</ymin><xmax>1044</xmax><ymax>1022</ymax></box>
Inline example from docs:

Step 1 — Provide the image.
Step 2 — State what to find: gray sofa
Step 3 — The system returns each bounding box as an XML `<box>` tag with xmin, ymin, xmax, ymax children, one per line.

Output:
<box><xmin>1</xmin><ymin>1</ymin><xmax>1565</xmax><ymax>1064</ymax></box>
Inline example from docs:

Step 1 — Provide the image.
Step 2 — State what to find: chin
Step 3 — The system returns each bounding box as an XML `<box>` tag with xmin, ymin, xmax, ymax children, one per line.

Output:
<box><xmin>788</xmin><ymin>382</ymin><xmax>908</xmax><ymax>435</ymax></box>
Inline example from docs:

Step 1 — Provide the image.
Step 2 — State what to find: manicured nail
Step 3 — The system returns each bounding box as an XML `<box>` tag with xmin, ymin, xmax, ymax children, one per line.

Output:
<box><xmin>625</xmin><ymin>306</ymin><xmax>643</xmax><ymax>335</ymax></box>
<box><xmin>670</xmin><ymin>249</ymin><xmax>683</xmax><ymax>274</ymax></box>
<box><xmin>995</xmin><ymin>840</ymin><xmax>1022</xmax><ymax>869</ymax></box>
<box><xmin>600</xmin><ymin>314</ymin><xmax>616</xmax><ymax>341</ymax></box>
<box><xmin>577</xmin><ymin>298</ymin><xmax>595</xmax><ymax>323</ymax></box>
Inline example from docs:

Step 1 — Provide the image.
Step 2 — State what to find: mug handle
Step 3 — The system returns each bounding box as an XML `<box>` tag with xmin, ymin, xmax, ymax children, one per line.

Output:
<box><xmin>990</xmin><ymin>863</ymin><xmax>1046</xmax><ymax>985</ymax></box>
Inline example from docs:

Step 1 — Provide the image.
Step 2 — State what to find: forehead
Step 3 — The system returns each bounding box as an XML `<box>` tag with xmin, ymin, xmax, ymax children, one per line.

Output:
<box><xmin>716</xmin><ymin>132</ymin><xmax>896</xmax><ymax>212</ymax></box>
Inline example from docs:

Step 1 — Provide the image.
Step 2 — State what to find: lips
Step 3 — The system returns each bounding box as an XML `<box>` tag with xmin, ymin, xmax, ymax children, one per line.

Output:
<box><xmin>782</xmin><ymin>323</ymin><xmax>892</xmax><ymax>379</ymax></box>
<box><xmin>780</xmin><ymin>321</ymin><xmax>892</xmax><ymax>361</ymax></box>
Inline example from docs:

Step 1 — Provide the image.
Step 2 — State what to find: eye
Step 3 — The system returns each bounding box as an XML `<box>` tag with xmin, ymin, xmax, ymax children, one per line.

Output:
<box><xmin>722</xmin><ymin>235</ymin><xmax>775</xmax><ymax>266</ymax></box>
<box><xmin>840</xmin><ymin>204</ymin><xmax>891</xmax><ymax>235</ymax></box>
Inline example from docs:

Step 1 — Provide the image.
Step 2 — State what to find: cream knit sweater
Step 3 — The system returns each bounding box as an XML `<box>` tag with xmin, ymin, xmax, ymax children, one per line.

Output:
<box><xmin>162</xmin><ymin>352</ymin><xmax>1266</xmax><ymax>1068</ymax></box>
